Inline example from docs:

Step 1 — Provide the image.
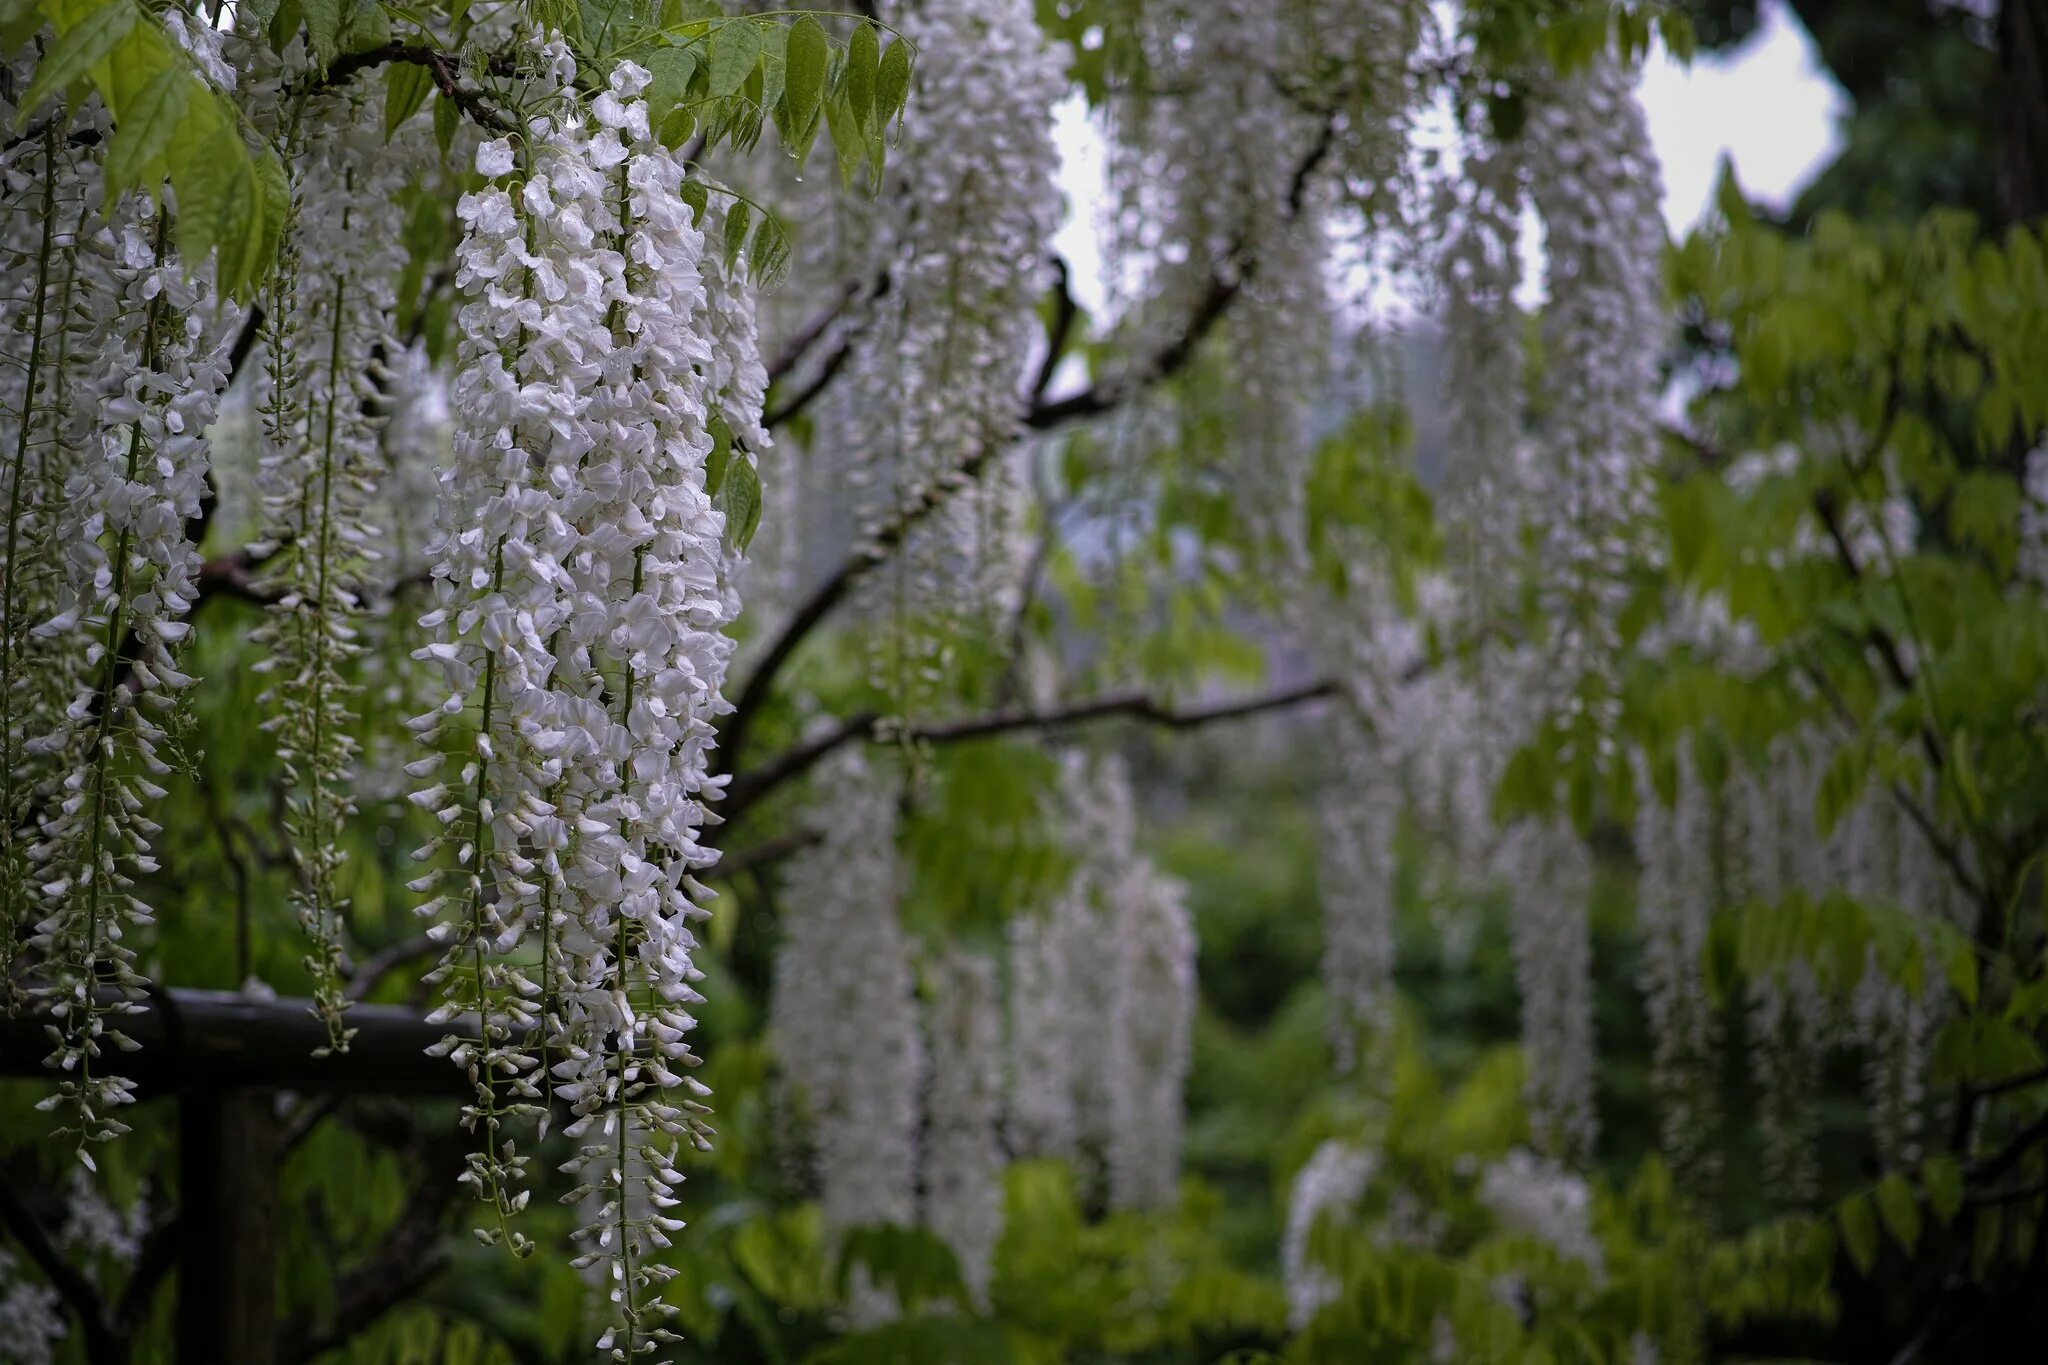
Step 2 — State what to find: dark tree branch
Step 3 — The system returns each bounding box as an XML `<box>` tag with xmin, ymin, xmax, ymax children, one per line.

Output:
<box><xmin>726</xmin><ymin>113</ymin><xmax>1343</xmax><ymax>767</ymax></box>
<box><xmin>225</xmin><ymin>304</ymin><xmax>265</xmax><ymax>388</ymax></box>
<box><xmin>767</xmin><ymin>280</ymin><xmax>862</xmax><ymax>384</ymax></box>
<box><xmin>712</xmin><ymin>827</ymin><xmax>824</xmax><ymax>880</ymax></box>
<box><xmin>725</xmin><ymin>678</ymin><xmax>1338</xmax><ymax>820</ymax></box>
<box><xmin>1967</xmin><ymin>1106</ymin><xmax>2048</xmax><ymax>1189</ymax></box>
<box><xmin>763</xmin><ymin>332</ymin><xmax>859</xmax><ymax>429</ymax></box>
<box><xmin>276</xmin><ymin>1129</ymin><xmax>467</xmax><ymax>1365</ymax></box>
<box><xmin>0</xmin><ymin>1176</ymin><xmax>121</xmax><ymax>1364</ymax></box>
<box><xmin>763</xmin><ymin>274</ymin><xmax>890</xmax><ymax>429</ymax></box>
<box><xmin>1024</xmin><ymin>270</ymin><xmax>1240</xmax><ymax>430</ymax></box>
<box><xmin>318</xmin><ymin>43</ymin><xmax>515</xmax><ymax>133</ymax></box>
<box><xmin>1029</xmin><ymin>256</ymin><xmax>1080</xmax><ymax>401</ymax></box>
<box><xmin>114</xmin><ymin>1211</ymin><xmax>178</xmax><ymax>1338</ymax></box>
<box><xmin>1026</xmin><ymin>114</ymin><xmax>1334</xmax><ymax>429</ymax></box>
<box><xmin>345</xmin><ymin>935</ymin><xmax>439</xmax><ymax>1002</ymax></box>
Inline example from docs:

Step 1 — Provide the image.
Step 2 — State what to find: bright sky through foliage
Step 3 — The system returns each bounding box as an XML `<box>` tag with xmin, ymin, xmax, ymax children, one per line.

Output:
<box><xmin>1050</xmin><ymin>0</ymin><xmax>1847</xmax><ymax>323</ymax></box>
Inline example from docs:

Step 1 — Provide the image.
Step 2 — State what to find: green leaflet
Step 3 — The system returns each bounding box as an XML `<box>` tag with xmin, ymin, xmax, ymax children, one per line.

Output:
<box><xmin>783</xmin><ymin>15</ymin><xmax>826</xmax><ymax>138</ymax></box>
<box><xmin>1836</xmin><ymin>1193</ymin><xmax>1878</xmax><ymax>1275</ymax></box>
<box><xmin>383</xmin><ymin>61</ymin><xmax>434</xmax><ymax>138</ymax></box>
<box><xmin>301</xmin><ymin>0</ymin><xmax>343</xmax><ymax>68</ymax></box>
<box><xmin>644</xmin><ymin>45</ymin><xmax>697</xmax><ymax>134</ymax></box>
<box><xmin>705</xmin><ymin>413</ymin><xmax>732</xmax><ymax>498</ymax></box>
<box><xmin>842</xmin><ymin>19</ymin><xmax>877</xmax><ymax>131</ymax></box>
<box><xmin>1873</xmin><ymin>1173</ymin><xmax>1922</xmax><ymax>1254</ymax></box>
<box><xmin>433</xmin><ymin>87</ymin><xmax>459</xmax><ymax>155</ymax></box>
<box><xmin>708</xmin><ymin>18</ymin><xmax>760</xmax><ymax>99</ymax></box>
<box><xmin>876</xmin><ymin>34</ymin><xmax>910</xmax><ymax>129</ymax></box>
<box><xmin>14</xmin><ymin>0</ymin><xmax>136</xmax><ymax>127</ymax></box>
<box><xmin>24</xmin><ymin>0</ymin><xmax>287</xmax><ymax>299</ymax></box>
<box><xmin>721</xmin><ymin>199</ymin><xmax>752</xmax><ymax>275</ymax></box>
<box><xmin>749</xmin><ymin>213</ymin><xmax>790</xmax><ymax>289</ymax></box>
<box><xmin>102</xmin><ymin>63</ymin><xmax>189</xmax><ymax>192</ymax></box>
<box><xmin>723</xmin><ymin>456</ymin><xmax>762</xmax><ymax>552</ymax></box>
<box><xmin>823</xmin><ymin>89</ymin><xmax>863</xmax><ymax>190</ymax></box>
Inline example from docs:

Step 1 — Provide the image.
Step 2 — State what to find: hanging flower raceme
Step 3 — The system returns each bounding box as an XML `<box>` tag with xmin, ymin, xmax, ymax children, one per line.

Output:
<box><xmin>1058</xmin><ymin>752</ymin><xmax>1137</xmax><ymax>1183</ymax></box>
<box><xmin>1320</xmin><ymin>716</ymin><xmax>1399</xmax><ymax>1076</ymax></box>
<box><xmin>28</xmin><ymin>188</ymin><xmax>241</xmax><ymax>1161</ymax></box>
<box><xmin>1504</xmin><ymin>815</ymin><xmax>1598</xmax><ymax>1166</ymax></box>
<box><xmin>922</xmin><ymin>946</ymin><xmax>1004</xmax><ymax>1307</ymax></box>
<box><xmin>1002</xmin><ymin>752</ymin><xmax>1195</xmax><ymax>1205</ymax></box>
<box><xmin>0</xmin><ymin>1247</ymin><xmax>64</xmax><ymax>1365</ymax></box>
<box><xmin>412</xmin><ymin>54</ymin><xmax>735</xmax><ymax>1354</ymax></box>
<box><xmin>1283</xmin><ymin>1139</ymin><xmax>1377</xmax><ymax>1331</ymax></box>
<box><xmin>253</xmin><ymin>91</ymin><xmax>414</xmax><ymax>1051</ymax></box>
<box><xmin>1477</xmin><ymin>1147</ymin><xmax>1605</xmax><ymax>1276</ymax></box>
<box><xmin>1004</xmin><ymin>882</ymin><xmax>1087</xmax><ymax>1160</ymax></box>
<box><xmin>768</xmin><ymin>747</ymin><xmax>921</xmax><ymax>1324</ymax></box>
<box><xmin>1632</xmin><ymin>749</ymin><xmax>1724</xmax><ymax>1189</ymax></box>
<box><xmin>1739</xmin><ymin>741</ymin><xmax>1829</xmax><ymax>1204</ymax></box>
<box><xmin>845</xmin><ymin>0</ymin><xmax>1063</xmax><ymax>721</ymax></box>
<box><xmin>1106</xmin><ymin>858</ymin><xmax>1197</xmax><ymax>1211</ymax></box>
<box><xmin>1524</xmin><ymin>52</ymin><xmax>1667</xmax><ymax>757</ymax></box>
<box><xmin>1432</xmin><ymin>127</ymin><xmax>1529</xmax><ymax>636</ymax></box>
<box><xmin>0</xmin><ymin>103</ymin><xmax>105</xmax><ymax>971</ymax></box>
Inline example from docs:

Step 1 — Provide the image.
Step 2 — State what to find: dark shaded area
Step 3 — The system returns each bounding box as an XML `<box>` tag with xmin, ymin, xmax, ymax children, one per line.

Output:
<box><xmin>1686</xmin><ymin>0</ymin><xmax>2048</xmax><ymax>227</ymax></box>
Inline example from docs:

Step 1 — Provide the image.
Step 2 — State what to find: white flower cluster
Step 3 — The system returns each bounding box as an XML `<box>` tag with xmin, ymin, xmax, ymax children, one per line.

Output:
<box><xmin>1478</xmin><ymin>1147</ymin><xmax>1605</xmax><ymax>1276</ymax></box>
<box><xmin>1106</xmin><ymin>857</ymin><xmax>1198</xmax><ymax>1211</ymax></box>
<box><xmin>253</xmin><ymin>91</ymin><xmax>414</xmax><ymax>1051</ymax></box>
<box><xmin>698</xmin><ymin>195</ymin><xmax>774</xmax><ymax>617</ymax></box>
<box><xmin>1738</xmin><ymin>744</ymin><xmax>1828</xmax><ymax>1203</ymax></box>
<box><xmin>1107</xmin><ymin>3</ymin><xmax>1332</xmax><ymax>568</ymax></box>
<box><xmin>1504</xmin><ymin>816</ymin><xmax>1598</xmax><ymax>1166</ymax></box>
<box><xmin>1004</xmin><ymin>881</ymin><xmax>1088</xmax><ymax>1159</ymax></box>
<box><xmin>0</xmin><ymin>110</ymin><xmax>104</xmax><ymax>967</ymax></box>
<box><xmin>1001</xmin><ymin>753</ymin><xmax>1195</xmax><ymax>1207</ymax></box>
<box><xmin>1321</xmin><ymin>716</ymin><xmax>1399</xmax><ymax>1076</ymax></box>
<box><xmin>1109</xmin><ymin>2</ymin><xmax>1320</xmax><ymax>340</ymax></box>
<box><xmin>769</xmin><ymin>749</ymin><xmax>921</xmax><ymax>1322</ymax></box>
<box><xmin>354</xmin><ymin>344</ymin><xmax>451</xmax><ymax>809</ymax></box>
<box><xmin>1283</xmin><ymin>1139</ymin><xmax>1377</xmax><ymax>1330</ymax></box>
<box><xmin>1632</xmin><ymin>749</ymin><xmax>1723</xmax><ymax>1187</ymax></box>
<box><xmin>1839</xmin><ymin>790</ymin><xmax>1941</xmax><ymax>1170</ymax></box>
<box><xmin>413</xmin><ymin>57</ymin><xmax>737</xmax><ymax>1352</ymax></box>
<box><xmin>59</xmin><ymin>1165</ymin><xmax>148</xmax><ymax>1271</ymax></box>
<box><xmin>1524</xmin><ymin>55</ymin><xmax>1667</xmax><ymax>753</ymax></box>
<box><xmin>1068</xmin><ymin>754</ymin><xmax>1139</xmax><ymax>1160</ymax></box>
<box><xmin>921</xmin><ymin>946</ymin><xmax>1004</xmax><ymax>1306</ymax></box>
<box><xmin>2021</xmin><ymin>442</ymin><xmax>2048</xmax><ymax>587</ymax></box>
<box><xmin>1433</xmin><ymin>132</ymin><xmax>1529</xmax><ymax>634</ymax></box>
<box><xmin>0</xmin><ymin>1248</ymin><xmax>64</xmax><ymax>1365</ymax></box>
<box><xmin>846</xmin><ymin>0</ymin><xmax>1063</xmax><ymax>717</ymax></box>
<box><xmin>30</xmin><ymin>191</ymin><xmax>240</xmax><ymax>1158</ymax></box>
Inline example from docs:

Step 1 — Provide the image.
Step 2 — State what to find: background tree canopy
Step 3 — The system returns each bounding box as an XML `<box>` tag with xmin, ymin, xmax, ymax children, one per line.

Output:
<box><xmin>1</xmin><ymin>1</ymin><xmax>2046</xmax><ymax>1363</ymax></box>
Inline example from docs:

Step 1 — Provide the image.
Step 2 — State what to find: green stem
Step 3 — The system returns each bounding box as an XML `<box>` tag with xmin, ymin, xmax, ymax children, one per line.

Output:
<box><xmin>72</xmin><ymin>211</ymin><xmax>169</xmax><ymax>1145</ymax></box>
<box><xmin>2</xmin><ymin>127</ymin><xmax>60</xmax><ymax>881</ymax></box>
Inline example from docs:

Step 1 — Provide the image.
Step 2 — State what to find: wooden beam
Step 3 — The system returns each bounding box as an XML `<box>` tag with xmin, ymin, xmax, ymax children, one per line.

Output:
<box><xmin>0</xmin><ymin>989</ymin><xmax>470</xmax><ymax>1098</ymax></box>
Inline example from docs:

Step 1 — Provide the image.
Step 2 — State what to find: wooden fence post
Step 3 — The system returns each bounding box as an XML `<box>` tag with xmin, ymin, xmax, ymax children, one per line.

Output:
<box><xmin>176</xmin><ymin>1088</ymin><xmax>279</xmax><ymax>1365</ymax></box>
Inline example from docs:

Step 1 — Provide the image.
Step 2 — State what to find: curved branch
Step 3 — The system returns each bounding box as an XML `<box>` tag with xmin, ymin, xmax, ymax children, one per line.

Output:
<box><xmin>767</xmin><ymin>280</ymin><xmax>862</xmax><ymax>384</ymax></box>
<box><xmin>319</xmin><ymin>42</ymin><xmax>515</xmax><ymax>133</ymax></box>
<box><xmin>725</xmin><ymin>677</ymin><xmax>1337</xmax><ymax>820</ymax></box>
<box><xmin>764</xmin><ymin>273</ymin><xmax>890</xmax><ymax>429</ymax></box>
<box><xmin>276</xmin><ymin>1129</ymin><xmax>467</xmax><ymax>1365</ymax></box>
<box><xmin>0</xmin><ymin>1177</ymin><xmax>120</xmax><ymax>1364</ymax></box>
<box><xmin>1029</xmin><ymin>256</ymin><xmax>1080</xmax><ymax>401</ymax></box>
<box><xmin>725</xmin><ymin>112</ymin><xmax>1340</xmax><ymax>769</ymax></box>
